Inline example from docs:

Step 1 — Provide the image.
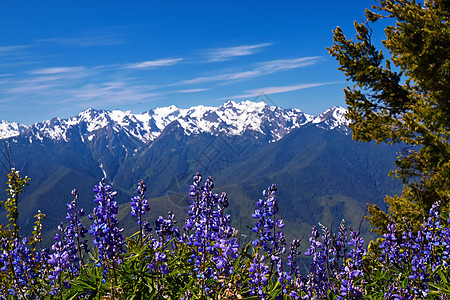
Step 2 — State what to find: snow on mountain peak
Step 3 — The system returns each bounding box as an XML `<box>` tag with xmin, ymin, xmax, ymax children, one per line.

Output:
<box><xmin>330</xmin><ymin>106</ymin><xmax>348</xmax><ymax>124</ymax></box>
<box><xmin>312</xmin><ymin>106</ymin><xmax>350</xmax><ymax>131</ymax></box>
<box><xmin>0</xmin><ymin>101</ymin><xmax>350</xmax><ymax>143</ymax></box>
<box><xmin>153</xmin><ymin>104</ymin><xmax>179</xmax><ymax>117</ymax></box>
<box><xmin>0</xmin><ymin>120</ymin><xmax>28</xmax><ymax>139</ymax></box>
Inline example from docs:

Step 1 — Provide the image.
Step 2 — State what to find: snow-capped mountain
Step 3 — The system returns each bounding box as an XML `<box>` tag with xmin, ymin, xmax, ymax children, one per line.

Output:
<box><xmin>312</xmin><ymin>106</ymin><xmax>350</xmax><ymax>132</ymax></box>
<box><xmin>0</xmin><ymin>120</ymin><xmax>28</xmax><ymax>139</ymax></box>
<box><xmin>0</xmin><ymin>100</ymin><xmax>349</xmax><ymax>143</ymax></box>
<box><xmin>0</xmin><ymin>100</ymin><xmax>402</xmax><ymax>245</ymax></box>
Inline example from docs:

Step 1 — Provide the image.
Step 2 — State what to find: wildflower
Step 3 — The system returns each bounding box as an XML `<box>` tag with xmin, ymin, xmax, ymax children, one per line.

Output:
<box><xmin>88</xmin><ymin>180</ymin><xmax>124</xmax><ymax>282</ymax></box>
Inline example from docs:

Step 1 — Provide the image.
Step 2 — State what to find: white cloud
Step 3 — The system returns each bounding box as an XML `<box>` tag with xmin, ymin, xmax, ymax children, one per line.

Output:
<box><xmin>0</xmin><ymin>45</ymin><xmax>31</xmax><ymax>54</ymax></box>
<box><xmin>179</xmin><ymin>70</ymin><xmax>261</xmax><ymax>85</ymax></box>
<box><xmin>37</xmin><ymin>35</ymin><xmax>124</xmax><ymax>47</ymax></box>
<box><xmin>30</xmin><ymin>66</ymin><xmax>87</xmax><ymax>75</ymax></box>
<box><xmin>5</xmin><ymin>66</ymin><xmax>95</xmax><ymax>96</ymax></box>
<box><xmin>204</xmin><ymin>43</ymin><xmax>273</xmax><ymax>62</ymax></box>
<box><xmin>7</xmin><ymin>84</ymin><xmax>58</xmax><ymax>94</ymax></box>
<box><xmin>248</xmin><ymin>83</ymin><xmax>331</xmax><ymax>95</ymax></box>
<box><xmin>71</xmin><ymin>81</ymin><xmax>161</xmax><ymax>106</ymax></box>
<box><xmin>0</xmin><ymin>45</ymin><xmax>38</xmax><ymax>67</ymax></box>
<box><xmin>124</xmin><ymin>58</ymin><xmax>184</xmax><ymax>69</ymax></box>
<box><xmin>256</xmin><ymin>57</ymin><xmax>321</xmax><ymax>73</ymax></box>
<box><xmin>221</xmin><ymin>82</ymin><xmax>340</xmax><ymax>99</ymax></box>
<box><xmin>23</xmin><ymin>66</ymin><xmax>93</xmax><ymax>84</ymax></box>
<box><xmin>170</xmin><ymin>88</ymin><xmax>210</xmax><ymax>93</ymax></box>
<box><xmin>178</xmin><ymin>56</ymin><xmax>321</xmax><ymax>85</ymax></box>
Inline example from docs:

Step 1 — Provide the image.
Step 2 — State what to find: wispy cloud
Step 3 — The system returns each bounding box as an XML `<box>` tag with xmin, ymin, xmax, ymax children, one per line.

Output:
<box><xmin>0</xmin><ymin>44</ymin><xmax>40</xmax><ymax>67</ymax></box>
<box><xmin>170</xmin><ymin>88</ymin><xmax>210</xmax><ymax>94</ymax></box>
<box><xmin>20</xmin><ymin>66</ymin><xmax>94</xmax><ymax>84</ymax></box>
<box><xmin>37</xmin><ymin>35</ymin><xmax>124</xmax><ymax>47</ymax></box>
<box><xmin>30</xmin><ymin>66</ymin><xmax>87</xmax><ymax>75</ymax></box>
<box><xmin>178</xmin><ymin>71</ymin><xmax>259</xmax><ymax>85</ymax></box>
<box><xmin>221</xmin><ymin>82</ymin><xmax>341</xmax><ymax>99</ymax></box>
<box><xmin>256</xmin><ymin>57</ymin><xmax>321</xmax><ymax>73</ymax></box>
<box><xmin>7</xmin><ymin>84</ymin><xmax>58</xmax><ymax>94</ymax></box>
<box><xmin>70</xmin><ymin>81</ymin><xmax>161</xmax><ymax>107</ymax></box>
<box><xmin>124</xmin><ymin>58</ymin><xmax>184</xmax><ymax>69</ymax></box>
<box><xmin>178</xmin><ymin>56</ymin><xmax>321</xmax><ymax>85</ymax></box>
<box><xmin>0</xmin><ymin>45</ymin><xmax>31</xmax><ymax>55</ymax></box>
<box><xmin>4</xmin><ymin>66</ymin><xmax>95</xmax><ymax>96</ymax></box>
<box><xmin>203</xmin><ymin>43</ymin><xmax>273</xmax><ymax>62</ymax></box>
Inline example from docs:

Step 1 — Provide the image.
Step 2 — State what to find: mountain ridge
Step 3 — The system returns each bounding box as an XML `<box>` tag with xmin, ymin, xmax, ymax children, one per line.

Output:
<box><xmin>0</xmin><ymin>101</ymin><xmax>350</xmax><ymax>143</ymax></box>
<box><xmin>0</xmin><ymin>100</ymin><xmax>401</xmax><ymax>247</ymax></box>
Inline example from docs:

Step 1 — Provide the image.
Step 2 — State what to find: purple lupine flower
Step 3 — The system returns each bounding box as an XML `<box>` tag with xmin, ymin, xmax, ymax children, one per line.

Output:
<box><xmin>130</xmin><ymin>180</ymin><xmax>151</xmax><ymax>246</ymax></box>
<box><xmin>155</xmin><ymin>211</ymin><xmax>178</xmax><ymax>239</ymax></box>
<box><xmin>147</xmin><ymin>211</ymin><xmax>180</xmax><ymax>276</ymax></box>
<box><xmin>338</xmin><ymin>229</ymin><xmax>365</xmax><ymax>298</ymax></box>
<box><xmin>88</xmin><ymin>180</ymin><xmax>124</xmax><ymax>281</ymax></box>
<box><xmin>66</xmin><ymin>190</ymin><xmax>88</xmax><ymax>260</ymax></box>
<box><xmin>48</xmin><ymin>225</ymin><xmax>73</xmax><ymax>293</ymax></box>
<box><xmin>0</xmin><ymin>237</ymin><xmax>45</xmax><ymax>298</ymax></box>
<box><xmin>304</xmin><ymin>224</ymin><xmax>331</xmax><ymax>297</ymax></box>
<box><xmin>130</xmin><ymin>180</ymin><xmax>150</xmax><ymax>226</ymax></box>
<box><xmin>277</xmin><ymin>238</ymin><xmax>304</xmax><ymax>298</ymax></box>
<box><xmin>379</xmin><ymin>222</ymin><xmax>399</xmax><ymax>265</ymax></box>
<box><xmin>183</xmin><ymin>173</ymin><xmax>239</xmax><ymax>290</ymax></box>
<box><xmin>332</xmin><ymin>219</ymin><xmax>347</xmax><ymax>268</ymax></box>
<box><xmin>302</xmin><ymin>221</ymin><xmax>367</xmax><ymax>298</ymax></box>
<box><xmin>371</xmin><ymin>201</ymin><xmax>450</xmax><ymax>298</ymax></box>
<box><xmin>248</xmin><ymin>253</ymin><xmax>270</xmax><ymax>299</ymax></box>
<box><xmin>46</xmin><ymin>189</ymin><xmax>89</xmax><ymax>295</ymax></box>
<box><xmin>252</xmin><ymin>184</ymin><xmax>286</xmax><ymax>261</ymax></box>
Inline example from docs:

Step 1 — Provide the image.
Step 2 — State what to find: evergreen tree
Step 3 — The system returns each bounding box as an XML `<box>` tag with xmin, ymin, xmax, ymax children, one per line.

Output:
<box><xmin>329</xmin><ymin>0</ymin><xmax>449</xmax><ymax>233</ymax></box>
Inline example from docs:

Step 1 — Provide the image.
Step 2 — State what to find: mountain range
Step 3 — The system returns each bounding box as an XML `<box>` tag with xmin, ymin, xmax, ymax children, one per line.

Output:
<box><xmin>1</xmin><ymin>100</ymin><xmax>350</xmax><ymax>143</ymax></box>
<box><xmin>0</xmin><ymin>100</ymin><xmax>400</xmax><ymax>245</ymax></box>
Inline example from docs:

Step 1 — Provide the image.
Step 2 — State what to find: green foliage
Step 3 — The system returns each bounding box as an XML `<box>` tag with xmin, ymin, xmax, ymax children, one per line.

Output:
<box><xmin>3</xmin><ymin>168</ymin><xmax>29</xmax><ymax>237</ymax></box>
<box><xmin>30</xmin><ymin>210</ymin><xmax>46</xmax><ymax>251</ymax></box>
<box><xmin>2</xmin><ymin>166</ymin><xmax>450</xmax><ymax>298</ymax></box>
<box><xmin>428</xmin><ymin>265</ymin><xmax>450</xmax><ymax>297</ymax></box>
<box><xmin>66</xmin><ymin>235</ymin><xmax>250</xmax><ymax>299</ymax></box>
<box><xmin>329</xmin><ymin>0</ymin><xmax>450</xmax><ymax>233</ymax></box>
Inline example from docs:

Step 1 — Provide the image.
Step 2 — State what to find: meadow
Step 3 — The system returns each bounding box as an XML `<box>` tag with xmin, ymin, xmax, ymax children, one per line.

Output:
<box><xmin>0</xmin><ymin>169</ymin><xmax>449</xmax><ymax>299</ymax></box>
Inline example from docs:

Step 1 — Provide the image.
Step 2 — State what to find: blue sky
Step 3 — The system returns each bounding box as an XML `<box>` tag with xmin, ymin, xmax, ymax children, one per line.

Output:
<box><xmin>0</xmin><ymin>0</ymin><xmax>379</xmax><ymax>125</ymax></box>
